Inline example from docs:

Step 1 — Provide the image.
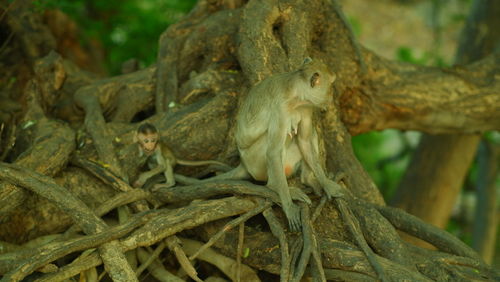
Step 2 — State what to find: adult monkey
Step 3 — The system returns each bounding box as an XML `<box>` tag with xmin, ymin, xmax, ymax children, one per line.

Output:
<box><xmin>208</xmin><ymin>57</ymin><xmax>344</xmax><ymax>231</ymax></box>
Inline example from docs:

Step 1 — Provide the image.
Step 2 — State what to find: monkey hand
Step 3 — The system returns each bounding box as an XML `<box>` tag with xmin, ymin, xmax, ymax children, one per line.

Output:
<box><xmin>323</xmin><ymin>180</ymin><xmax>344</xmax><ymax>199</ymax></box>
<box><xmin>282</xmin><ymin>202</ymin><xmax>302</xmax><ymax>232</ymax></box>
<box><xmin>289</xmin><ymin>187</ymin><xmax>311</xmax><ymax>204</ymax></box>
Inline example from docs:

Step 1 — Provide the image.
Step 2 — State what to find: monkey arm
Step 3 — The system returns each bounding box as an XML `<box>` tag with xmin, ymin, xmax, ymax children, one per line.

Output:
<box><xmin>135</xmin><ymin>163</ymin><xmax>166</xmax><ymax>187</ymax></box>
<box><xmin>266</xmin><ymin>117</ymin><xmax>290</xmax><ymax>194</ymax></box>
<box><xmin>298</xmin><ymin>115</ymin><xmax>342</xmax><ymax>198</ymax></box>
<box><xmin>266</xmin><ymin>114</ymin><xmax>301</xmax><ymax>231</ymax></box>
<box><xmin>163</xmin><ymin>157</ymin><xmax>175</xmax><ymax>187</ymax></box>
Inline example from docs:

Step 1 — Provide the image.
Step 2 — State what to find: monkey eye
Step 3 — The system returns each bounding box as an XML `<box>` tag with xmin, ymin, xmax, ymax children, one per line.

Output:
<box><xmin>310</xmin><ymin>72</ymin><xmax>320</xmax><ymax>87</ymax></box>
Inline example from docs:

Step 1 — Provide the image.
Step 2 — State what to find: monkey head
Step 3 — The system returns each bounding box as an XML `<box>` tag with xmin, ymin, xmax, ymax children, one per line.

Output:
<box><xmin>135</xmin><ymin>122</ymin><xmax>159</xmax><ymax>156</ymax></box>
<box><xmin>298</xmin><ymin>57</ymin><xmax>336</xmax><ymax>107</ymax></box>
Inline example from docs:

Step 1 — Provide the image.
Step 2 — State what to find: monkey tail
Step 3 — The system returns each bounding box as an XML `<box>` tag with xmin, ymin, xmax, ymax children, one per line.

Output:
<box><xmin>176</xmin><ymin>159</ymin><xmax>232</xmax><ymax>171</ymax></box>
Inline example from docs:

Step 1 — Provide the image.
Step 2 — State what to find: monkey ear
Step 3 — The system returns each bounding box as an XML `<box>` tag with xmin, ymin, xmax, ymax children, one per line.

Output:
<box><xmin>310</xmin><ymin>72</ymin><xmax>320</xmax><ymax>87</ymax></box>
<box><xmin>303</xmin><ymin>57</ymin><xmax>313</xmax><ymax>65</ymax></box>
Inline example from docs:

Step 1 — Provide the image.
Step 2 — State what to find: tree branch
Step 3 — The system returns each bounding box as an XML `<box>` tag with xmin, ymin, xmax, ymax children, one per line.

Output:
<box><xmin>0</xmin><ymin>163</ymin><xmax>137</xmax><ymax>282</ymax></box>
<box><xmin>343</xmin><ymin>52</ymin><xmax>500</xmax><ymax>135</ymax></box>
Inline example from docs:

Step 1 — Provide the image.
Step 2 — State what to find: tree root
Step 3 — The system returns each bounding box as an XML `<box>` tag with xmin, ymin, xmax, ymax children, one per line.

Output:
<box><xmin>1</xmin><ymin>162</ymin><xmax>497</xmax><ymax>280</ymax></box>
<box><xmin>135</xmin><ymin>244</ymin><xmax>165</xmax><ymax>278</ymax></box>
<box><xmin>189</xmin><ymin>199</ymin><xmax>272</xmax><ymax>260</ymax></box>
<box><xmin>13</xmin><ymin>197</ymin><xmax>257</xmax><ymax>281</ymax></box>
<box><xmin>0</xmin><ymin>163</ymin><xmax>137</xmax><ymax>282</ymax></box>
<box><xmin>136</xmin><ymin>247</ymin><xmax>183</xmax><ymax>282</ymax></box>
<box><xmin>165</xmin><ymin>236</ymin><xmax>203</xmax><ymax>282</ymax></box>
<box><xmin>181</xmin><ymin>237</ymin><xmax>261</xmax><ymax>282</ymax></box>
<box><xmin>336</xmin><ymin>197</ymin><xmax>386</xmax><ymax>281</ymax></box>
<box><xmin>263</xmin><ymin>208</ymin><xmax>291</xmax><ymax>281</ymax></box>
<box><xmin>375</xmin><ymin>204</ymin><xmax>482</xmax><ymax>261</ymax></box>
<box><xmin>0</xmin><ymin>211</ymin><xmax>151</xmax><ymax>279</ymax></box>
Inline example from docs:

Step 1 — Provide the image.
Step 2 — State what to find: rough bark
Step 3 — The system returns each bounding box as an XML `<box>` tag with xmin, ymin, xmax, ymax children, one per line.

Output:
<box><xmin>0</xmin><ymin>0</ymin><xmax>498</xmax><ymax>281</ymax></box>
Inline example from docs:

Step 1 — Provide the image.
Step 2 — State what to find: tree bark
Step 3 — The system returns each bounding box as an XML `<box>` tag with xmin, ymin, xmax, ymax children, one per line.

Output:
<box><xmin>0</xmin><ymin>0</ymin><xmax>498</xmax><ymax>281</ymax></box>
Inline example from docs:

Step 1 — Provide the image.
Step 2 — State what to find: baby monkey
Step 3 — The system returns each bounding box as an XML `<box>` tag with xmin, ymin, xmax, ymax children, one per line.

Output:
<box><xmin>133</xmin><ymin>123</ymin><xmax>230</xmax><ymax>189</ymax></box>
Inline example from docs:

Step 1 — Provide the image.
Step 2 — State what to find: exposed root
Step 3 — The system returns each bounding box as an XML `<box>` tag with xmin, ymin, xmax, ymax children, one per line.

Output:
<box><xmin>189</xmin><ymin>199</ymin><xmax>272</xmax><ymax>260</ymax></box>
<box><xmin>263</xmin><ymin>208</ymin><xmax>291</xmax><ymax>281</ymax></box>
<box><xmin>375</xmin><ymin>204</ymin><xmax>482</xmax><ymax>261</ymax></box>
<box><xmin>137</xmin><ymin>247</ymin><xmax>183</xmax><ymax>282</ymax></box>
<box><xmin>181</xmin><ymin>237</ymin><xmax>261</xmax><ymax>282</ymax></box>
<box><xmin>336</xmin><ymin>197</ymin><xmax>387</xmax><ymax>281</ymax></box>
<box><xmin>165</xmin><ymin>236</ymin><xmax>202</xmax><ymax>282</ymax></box>
<box><xmin>236</xmin><ymin>222</ymin><xmax>245</xmax><ymax>282</ymax></box>
<box><xmin>135</xmin><ymin>244</ymin><xmax>165</xmax><ymax>277</ymax></box>
<box><xmin>290</xmin><ymin>204</ymin><xmax>314</xmax><ymax>282</ymax></box>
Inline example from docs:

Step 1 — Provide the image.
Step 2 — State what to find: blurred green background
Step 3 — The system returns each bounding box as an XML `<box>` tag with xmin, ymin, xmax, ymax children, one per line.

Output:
<box><xmin>34</xmin><ymin>0</ymin><xmax>197</xmax><ymax>74</ymax></box>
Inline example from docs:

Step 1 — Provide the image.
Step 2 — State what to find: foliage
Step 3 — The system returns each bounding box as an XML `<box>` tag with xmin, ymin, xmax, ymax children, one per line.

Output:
<box><xmin>352</xmin><ymin>130</ymin><xmax>417</xmax><ymax>199</ymax></box>
<box><xmin>34</xmin><ymin>0</ymin><xmax>197</xmax><ymax>74</ymax></box>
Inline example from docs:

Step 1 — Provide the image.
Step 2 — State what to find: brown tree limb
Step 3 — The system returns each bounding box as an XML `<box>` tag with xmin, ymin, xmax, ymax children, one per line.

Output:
<box><xmin>70</xmin><ymin>154</ymin><xmax>150</xmax><ymax>212</ymax></box>
<box><xmin>74</xmin><ymin>91</ymin><xmax>125</xmax><ymax>180</ymax></box>
<box><xmin>336</xmin><ymin>198</ymin><xmax>386</xmax><ymax>281</ymax></box>
<box><xmin>154</xmin><ymin>180</ymin><xmax>281</xmax><ymax>204</ymax></box>
<box><xmin>290</xmin><ymin>204</ymin><xmax>315</xmax><ymax>282</ymax></box>
<box><xmin>136</xmin><ymin>247</ymin><xmax>183</xmax><ymax>281</ymax></box>
<box><xmin>189</xmin><ymin>199</ymin><xmax>272</xmax><ymax>260</ymax></box>
<box><xmin>34</xmin><ymin>197</ymin><xmax>257</xmax><ymax>282</ymax></box>
<box><xmin>0</xmin><ymin>53</ymin><xmax>75</xmax><ymax>218</ymax></box>
<box><xmin>347</xmin><ymin>52</ymin><xmax>500</xmax><ymax>135</ymax></box>
<box><xmin>135</xmin><ymin>244</ymin><xmax>165</xmax><ymax>278</ymax></box>
<box><xmin>236</xmin><ymin>222</ymin><xmax>245</xmax><ymax>282</ymax></box>
<box><xmin>263</xmin><ymin>208</ymin><xmax>291</xmax><ymax>281</ymax></box>
<box><xmin>375</xmin><ymin>204</ymin><xmax>482</xmax><ymax>261</ymax></box>
<box><xmin>62</xmin><ymin>189</ymin><xmax>151</xmax><ymax>240</ymax></box>
<box><xmin>200</xmin><ymin>217</ymin><xmax>438</xmax><ymax>280</ymax></box>
<box><xmin>0</xmin><ymin>118</ymin><xmax>75</xmax><ymax>217</ymax></box>
<box><xmin>0</xmin><ymin>163</ymin><xmax>137</xmax><ymax>282</ymax></box>
<box><xmin>181</xmin><ymin>237</ymin><xmax>261</xmax><ymax>282</ymax></box>
<box><xmin>165</xmin><ymin>236</ymin><xmax>202</xmax><ymax>282</ymax></box>
<box><xmin>0</xmin><ymin>210</ymin><xmax>154</xmax><ymax>279</ymax></box>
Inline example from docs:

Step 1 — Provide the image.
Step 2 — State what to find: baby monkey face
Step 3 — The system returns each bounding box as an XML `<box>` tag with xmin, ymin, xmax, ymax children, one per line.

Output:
<box><xmin>137</xmin><ymin>133</ymin><xmax>158</xmax><ymax>155</ymax></box>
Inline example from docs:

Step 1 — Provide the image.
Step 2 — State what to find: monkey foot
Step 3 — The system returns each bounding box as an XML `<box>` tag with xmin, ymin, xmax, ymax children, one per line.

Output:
<box><xmin>323</xmin><ymin>180</ymin><xmax>344</xmax><ymax>199</ymax></box>
<box><xmin>289</xmin><ymin>186</ymin><xmax>312</xmax><ymax>204</ymax></box>
<box><xmin>283</xmin><ymin>203</ymin><xmax>302</xmax><ymax>232</ymax></box>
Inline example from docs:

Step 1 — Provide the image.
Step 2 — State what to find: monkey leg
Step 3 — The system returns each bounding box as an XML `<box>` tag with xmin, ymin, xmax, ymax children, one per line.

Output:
<box><xmin>280</xmin><ymin>199</ymin><xmax>301</xmax><ymax>232</ymax></box>
<box><xmin>300</xmin><ymin>163</ymin><xmax>323</xmax><ymax>197</ymax></box>
<box><xmin>301</xmin><ymin>163</ymin><xmax>343</xmax><ymax>199</ymax></box>
<box><xmin>288</xmin><ymin>186</ymin><xmax>312</xmax><ymax>204</ymax></box>
<box><xmin>322</xmin><ymin>179</ymin><xmax>344</xmax><ymax>199</ymax></box>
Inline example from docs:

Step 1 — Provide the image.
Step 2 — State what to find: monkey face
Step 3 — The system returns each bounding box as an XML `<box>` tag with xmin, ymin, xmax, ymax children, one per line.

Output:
<box><xmin>301</xmin><ymin>61</ymin><xmax>336</xmax><ymax>107</ymax></box>
<box><xmin>137</xmin><ymin>133</ymin><xmax>158</xmax><ymax>156</ymax></box>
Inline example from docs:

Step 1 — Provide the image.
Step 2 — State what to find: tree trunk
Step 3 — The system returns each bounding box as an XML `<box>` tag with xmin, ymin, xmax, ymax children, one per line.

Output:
<box><xmin>392</xmin><ymin>0</ymin><xmax>500</xmax><ymax>248</ymax></box>
<box><xmin>0</xmin><ymin>0</ymin><xmax>499</xmax><ymax>281</ymax></box>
